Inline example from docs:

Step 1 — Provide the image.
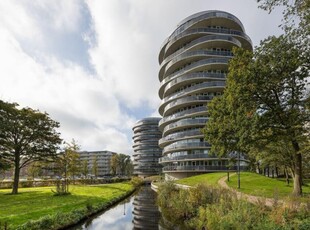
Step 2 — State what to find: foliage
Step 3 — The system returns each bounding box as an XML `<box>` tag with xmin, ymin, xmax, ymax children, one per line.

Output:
<box><xmin>130</xmin><ymin>176</ymin><xmax>144</xmax><ymax>187</ymax></box>
<box><xmin>157</xmin><ymin>181</ymin><xmax>310</xmax><ymax>229</ymax></box>
<box><xmin>0</xmin><ymin>100</ymin><xmax>62</xmax><ymax>194</ymax></box>
<box><xmin>110</xmin><ymin>153</ymin><xmax>132</xmax><ymax>176</ymax></box>
<box><xmin>51</xmin><ymin>180</ymin><xmax>71</xmax><ymax>196</ymax></box>
<box><xmin>27</xmin><ymin>161</ymin><xmax>43</xmax><ymax>180</ymax></box>
<box><xmin>0</xmin><ymin>183</ymin><xmax>134</xmax><ymax>229</ymax></box>
<box><xmin>92</xmin><ymin>155</ymin><xmax>98</xmax><ymax>178</ymax></box>
<box><xmin>81</xmin><ymin>160</ymin><xmax>88</xmax><ymax>178</ymax></box>
<box><xmin>54</xmin><ymin>139</ymin><xmax>80</xmax><ymax>195</ymax></box>
<box><xmin>204</xmin><ymin>35</ymin><xmax>309</xmax><ymax>196</ymax></box>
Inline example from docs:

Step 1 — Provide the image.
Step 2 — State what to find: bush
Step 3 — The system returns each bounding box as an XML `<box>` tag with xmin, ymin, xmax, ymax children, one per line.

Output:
<box><xmin>157</xmin><ymin>182</ymin><xmax>310</xmax><ymax>229</ymax></box>
<box><xmin>130</xmin><ymin>177</ymin><xmax>143</xmax><ymax>187</ymax></box>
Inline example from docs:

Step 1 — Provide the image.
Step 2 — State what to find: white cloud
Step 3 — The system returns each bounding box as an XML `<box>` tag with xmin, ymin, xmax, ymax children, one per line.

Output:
<box><xmin>0</xmin><ymin>0</ymin><xmax>285</xmax><ymax>156</ymax></box>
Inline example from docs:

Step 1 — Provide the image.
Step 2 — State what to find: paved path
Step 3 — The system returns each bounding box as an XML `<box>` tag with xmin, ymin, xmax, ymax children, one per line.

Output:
<box><xmin>218</xmin><ymin>175</ymin><xmax>282</xmax><ymax>207</ymax></box>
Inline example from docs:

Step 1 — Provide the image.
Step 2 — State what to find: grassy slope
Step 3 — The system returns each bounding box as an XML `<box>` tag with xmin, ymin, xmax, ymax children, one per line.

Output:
<box><xmin>227</xmin><ymin>172</ymin><xmax>310</xmax><ymax>198</ymax></box>
<box><xmin>0</xmin><ymin>183</ymin><xmax>134</xmax><ymax>229</ymax></box>
<box><xmin>176</xmin><ymin>172</ymin><xmax>310</xmax><ymax>199</ymax></box>
<box><xmin>176</xmin><ymin>172</ymin><xmax>227</xmax><ymax>186</ymax></box>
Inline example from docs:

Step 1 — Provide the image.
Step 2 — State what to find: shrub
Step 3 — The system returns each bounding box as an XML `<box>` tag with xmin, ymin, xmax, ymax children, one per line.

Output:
<box><xmin>130</xmin><ymin>177</ymin><xmax>143</xmax><ymax>187</ymax></box>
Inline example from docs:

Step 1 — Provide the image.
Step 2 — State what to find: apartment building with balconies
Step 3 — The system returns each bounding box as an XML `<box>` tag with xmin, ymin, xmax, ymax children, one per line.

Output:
<box><xmin>132</xmin><ymin>118</ymin><xmax>162</xmax><ymax>178</ymax></box>
<box><xmin>158</xmin><ymin>10</ymin><xmax>252</xmax><ymax>179</ymax></box>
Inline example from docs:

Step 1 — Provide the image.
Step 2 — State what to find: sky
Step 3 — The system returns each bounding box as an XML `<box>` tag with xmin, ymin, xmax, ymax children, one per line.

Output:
<box><xmin>0</xmin><ymin>0</ymin><xmax>284</xmax><ymax>155</ymax></box>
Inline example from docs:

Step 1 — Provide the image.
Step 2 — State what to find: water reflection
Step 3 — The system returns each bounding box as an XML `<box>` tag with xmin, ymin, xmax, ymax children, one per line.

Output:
<box><xmin>132</xmin><ymin>186</ymin><xmax>160</xmax><ymax>229</ymax></box>
<box><xmin>69</xmin><ymin>186</ymin><xmax>160</xmax><ymax>230</ymax></box>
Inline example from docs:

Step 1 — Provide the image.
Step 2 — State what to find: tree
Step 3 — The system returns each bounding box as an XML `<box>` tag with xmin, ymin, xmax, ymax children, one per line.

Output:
<box><xmin>92</xmin><ymin>155</ymin><xmax>98</xmax><ymax>178</ymax></box>
<box><xmin>257</xmin><ymin>1</ymin><xmax>309</xmax><ymax>65</ymax></box>
<box><xmin>204</xmin><ymin>36</ymin><xmax>309</xmax><ymax>196</ymax></box>
<box><xmin>110</xmin><ymin>153</ymin><xmax>131</xmax><ymax>176</ymax></box>
<box><xmin>81</xmin><ymin>160</ymin><xmax>88</xmax><ymax>178</ymax></box>
<box><xmin>56</xmin><ymin>140</ymin><xmax>80</xmax><ymax>178</ymax></box>
<box><xmin>110</xmin><ymin>154</ymin><xmax>118</xmax><ymax>176</ymax></box>
<box><xmin>0</xmin><ymin>100</ymin><xmax>62</xmax><ymax>194</ymax></box>
<box><xmin>27</xmin><ymin>161</ymin><xmax>43</xmax><ymax>180</ymax></box>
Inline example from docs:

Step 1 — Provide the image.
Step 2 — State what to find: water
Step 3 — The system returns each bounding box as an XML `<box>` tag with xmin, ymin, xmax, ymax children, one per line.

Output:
<box><xmin>70</xmin><ymin>186</ymin><xmax>161</xmax><ymax>230</ymax></box>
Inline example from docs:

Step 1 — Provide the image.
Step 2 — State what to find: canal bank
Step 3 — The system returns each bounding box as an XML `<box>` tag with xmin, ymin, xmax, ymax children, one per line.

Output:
<box><xmin>68</xmin><ymin>186</ymin><xmax>161</xmax><ymax>230</ymax></box>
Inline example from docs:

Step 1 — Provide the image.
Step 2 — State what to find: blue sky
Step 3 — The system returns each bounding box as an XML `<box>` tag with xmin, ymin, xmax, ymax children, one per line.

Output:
<box><xmin>0</xmin><ymin>0</ymin><xmax>283</xmax><ymax>155</ymax></box>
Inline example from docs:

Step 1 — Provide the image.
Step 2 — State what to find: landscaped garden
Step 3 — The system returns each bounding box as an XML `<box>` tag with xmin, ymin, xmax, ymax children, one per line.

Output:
<box><xmin>176</xmin><ymin>172</ymin><xmax>310</xmax><ymax>199</ymax></box>
<box><xmin>227</xmin><ymin>172</ymin><xmax>310</xmax><ymax>198</ymax></box>
<box><xmin>176</xmin><ymin>172</ymin><xmax>227</xmax><ymax>186</ymax></box>
<box><xmin>157</xmin><ymin>172</ymin><xmax>310</xmax><ymax>229</ymax></box>
<box><xmin>0</xmin><ymin>182</ymin><xmax>134</xmax><ymax>230</ymax></box>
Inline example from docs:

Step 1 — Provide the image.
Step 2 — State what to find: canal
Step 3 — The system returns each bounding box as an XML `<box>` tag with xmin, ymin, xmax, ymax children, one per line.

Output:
<box><xmin>69</xmin><ymin>186</ymin><xmax>161</xmax><ymax>230</ymax></box>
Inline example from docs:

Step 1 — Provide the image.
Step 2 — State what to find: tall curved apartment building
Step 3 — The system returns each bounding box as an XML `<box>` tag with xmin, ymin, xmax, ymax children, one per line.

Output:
<box><xmin>132</xmin><ymin>117</ymin><xmax>162</xmax><ymax>178</ymax></box>
<box><xmin>158</xmin><ymin>10</ymin><xmax>252</xmax><ymax>179</ymax></box>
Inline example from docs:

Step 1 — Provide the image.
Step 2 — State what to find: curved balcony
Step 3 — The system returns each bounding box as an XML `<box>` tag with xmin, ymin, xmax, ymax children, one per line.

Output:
<box><xmin>160</xmin><ymin>56</ymin><xmax>229</xmax><ymax>83</ymax></box>
<box><xmin>162</xmin><ymin>165</ymin><xmax>248</xmax><ymax>172</ymax></box>
<box><xmin>160</xmin><ymin>34</ymin><xmax>241</xmax><ymax>70</ymax></box>
<box><xmin>163</xmin><ymin>95</ymin><xmax>212</xmax><ymax>116</ymax></box>
<box><xmin>159</xmin><ymin>58</ymin><xmax>229</xmax><ymax>98</ymax></box>
<box><xmin>159</xmin><ymin>10</ymin><xmax>250</xmax><ymax>61</ymax></box>
<box><xmin>160</xmin><ymin>27</ymin><xmax>252</xmax><ymax>63</ymax></box>
<box><xmin>160</xmin><ymin>81</ymin><xmax>225</xmax><ymax>112</ymax></box>
<box><xmin>159</xmin><ymin>153</ymin><xmax>225</xmax><ymax>163</ymax></box>
<box><xmin>163</xmin><ymin>142</ymin><xmax>211</xmax><ymax>155</ymax></box>
<box><xmin>159</xmin><ymin>106</ymin><xmax>207</xmax><ymax>130</ymax></box>
<box><xmin>159</xmin><ymin>129</ymin><xmax>203</xmax><ymax>147</ymax></box>
<box><xmin>162</xmin><ymin>72</ymin><xmax>226</xmax><ymax>96</ymax></box>
<box><xmin>160</xmin><ymin>49</ymin><xmax>233</xmax><ymax>80</ymax></box>
<box><xmin>163</xmin><ymin>118</ymin><xmax>208</xmax><ymax>136</ymax></box>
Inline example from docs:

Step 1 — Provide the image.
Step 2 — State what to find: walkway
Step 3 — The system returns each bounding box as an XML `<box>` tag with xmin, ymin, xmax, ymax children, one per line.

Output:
<box><xmin>218</xmin><ymin>175</ymin><xmax>282</xmax><ymax>207</ymax></box>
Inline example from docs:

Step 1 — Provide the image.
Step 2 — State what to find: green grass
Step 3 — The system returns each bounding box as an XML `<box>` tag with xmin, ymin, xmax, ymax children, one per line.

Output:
<box><xmin>0</xmin><ymin>182</ymin><xmax>134</xmax><ymax>229</ymax></box>
<box><xmin>227</xmin><ymin>172</ymin><xmax>310</xmax><ymax>198</ymax></box>
<box><xmin>176</xmin><ymin>172</ymin><xmax>227</xmax><ymax>186</ymax></box>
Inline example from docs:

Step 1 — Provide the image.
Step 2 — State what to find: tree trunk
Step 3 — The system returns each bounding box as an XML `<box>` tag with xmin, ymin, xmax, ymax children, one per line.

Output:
<box><xmin>292</xmin><ymin>153</ymin><xmax>302</xmax><ymax>196</ymax></box>
<box><xmin>285</xmin><ymin>167</ymin><xmax>290</xmax><ymax>185</ymax></box>
<box><xmin>292</xmin><ymin>139</ymin><xmax>302</xmax><ymax>196</ymax></box>
<box><xmin>12</xmin><ymin>155</ymin><xmax>20</xmax><ymax>194</ymax></box>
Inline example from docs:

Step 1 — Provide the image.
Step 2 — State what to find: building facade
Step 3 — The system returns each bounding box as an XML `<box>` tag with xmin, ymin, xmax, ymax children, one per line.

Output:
<box><xmin>78</xmin><ymin>150</ymin><xmax>116</xmax><ymax>177</ymax></box>
<box><xmin>158</xmin><ymin>10</ymin><xmax>252</xmax><ymax>179</ymax></box>
<box><xmin>132</xmin><ymin>117</ymin><xmax>162</xmax><ymax>178</ymax></box>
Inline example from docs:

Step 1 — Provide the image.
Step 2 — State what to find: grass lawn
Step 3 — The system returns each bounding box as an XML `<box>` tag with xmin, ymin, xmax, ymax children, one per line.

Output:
<box><xmin>0</xmin><ymin>182</ymin><xmax>134</xmax><ymax>229</ymax></box>
<box><xmin>176</xmin><ymin>172</ymin><xmax>227</xmax><ymax>186</ymax></box>
<box><xmin>227</xmin><ymin>172</ymin><xmax>310</xmax><ymax>199</ymax></box>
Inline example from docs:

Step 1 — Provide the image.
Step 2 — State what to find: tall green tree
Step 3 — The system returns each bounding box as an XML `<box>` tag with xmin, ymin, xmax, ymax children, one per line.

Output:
<box><xmin>56</xmin><ymin>139</ymin><xmax>80</xmax><ymax>178</ymax></box>
<box><xmin>81</xmin><ymin>160</ymin><xmax>88</xmax><ymax>178</ymax></box>
<box><xmin>257</xmin><ymin>0</ymin><xmax>309</xmax><ymax>60</ymax></box>
<box><xmin>27</xmin><ymin>161</ymin><xmax>43</xmax><ymax>180</ymax></box>
<box><xmin>92</xmin><ymin>155</ymin><xmax>98</xmax><ymax>178</ymax></box>
<box><xmin>0</xmin><ymin>100</ymin><xmax>62</xmax><ymax>194</ymax></box>
<box><xmin>204</xmin><ymin>36</ymin><xmax>309</xmax><ymax>196</ymax></box>
<box><xmin>110</xmin><ymin>153</ymin><xmax>131</xmax><ymax>176</ymax></box>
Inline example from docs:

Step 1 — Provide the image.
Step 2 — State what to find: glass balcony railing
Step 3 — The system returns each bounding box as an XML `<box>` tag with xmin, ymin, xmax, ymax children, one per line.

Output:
<box><xmin>163</xmin><ymin>50</ymin><xmax>233</xmax><ymax>78</ymax></box>
<box><xmin>162</xmin><ymin>72</ymin><xmax>226</xmax><ymax>92</ymax></box>
<box><xmin>162</xmin><ymin>165</ymin><xmax>248</xmax><ymax>172</ymax></box>
<box><xmin>160</xmin><ymin>35</ymin><xmax>241</xmax><ymax>68</ymax></box>
<box><xmin>162</xmin><ymin>81</ymin><xmax>225</xmax><ymax>104</ymax></box>
<box><xmin>159</xmin><ymin>57</ymin><xmax>229</xmax><ymax>86</ymax></box>
<box><xmin>159</xmin><ymin>153</ymin><xmax>215</xmax><ymax>162</ymax></box>
<box><xmin>159</xmin><ymin>129</ymin><xmax>202</xmax><ymax>145</ymax></box>
<box><xmin>159</xmin><ymin>106</ymin><xmax>207</xmax><ymax>127</ymax></box>
<box><xmin>163</xmin><ymin>118</ymin><xmax>208</xmax><ymax>134</ymax></box>
<box><xmin>163</xmin><ymin>95</ymin><xmax>212</xmax><ymax>115</ymax></box>
<box><xmin>163</xmin><ymin>142</ymin><xmax>211</xmax><ymax>154</ymax></box>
